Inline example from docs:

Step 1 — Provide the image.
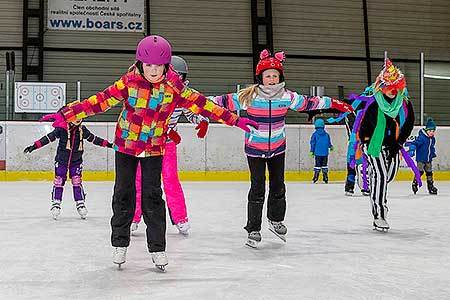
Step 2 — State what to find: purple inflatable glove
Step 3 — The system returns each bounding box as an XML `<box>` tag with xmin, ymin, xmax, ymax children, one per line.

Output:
<box><xmin>39</xmin><ymin>112</ymin><xmax>68</xmax><ymax>130</ymax></box>
<box><xmin>236</xmin><ymin>117</ymin><xmax>258</xmax><ymax>133</ymax></box>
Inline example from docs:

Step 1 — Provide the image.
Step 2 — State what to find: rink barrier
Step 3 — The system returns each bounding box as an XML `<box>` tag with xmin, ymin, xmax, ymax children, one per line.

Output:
<box><xmin>1</xmin><ymin>170</ymin><xmax>449</xmax><ymax>181</ymax></box>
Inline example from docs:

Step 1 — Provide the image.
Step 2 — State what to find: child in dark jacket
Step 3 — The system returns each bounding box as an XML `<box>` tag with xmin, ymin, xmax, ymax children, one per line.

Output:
<box><xmin>409</xmin><ymin>117</ymin><xmax>438</xmax><ymax>194</ymax></box>
<box><xmin>348</xmin><ymin>59</ymin><xmax>415</xmax><ymax>231</ymax></box>
<box><xmin>310</xmin><ymin>118</ymin><xmax>334</xmax><ymax>183</ymax></box>
<box><xmin>24</xmin><ymin>119</ymin><xmax>113</xmax><ymax>220</ymax></box>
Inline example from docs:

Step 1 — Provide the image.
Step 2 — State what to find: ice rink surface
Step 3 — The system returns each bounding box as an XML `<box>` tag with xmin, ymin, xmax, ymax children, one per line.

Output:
<box><xmin>1</xmin><ymin>180</ymin><xmax>449</xmax><ymax>300</ymax></box>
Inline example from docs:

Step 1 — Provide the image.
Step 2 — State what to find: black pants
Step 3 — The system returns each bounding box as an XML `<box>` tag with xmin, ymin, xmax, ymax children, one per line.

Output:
<box><xmin>244</xmin><ymin>153</ymin><xmax>286</xmax><ymax>233</ymax></box>
<box><xmin>111</xmin><ymin>151</ymin><xmax>165</xmax><ymax>252</ymax></box>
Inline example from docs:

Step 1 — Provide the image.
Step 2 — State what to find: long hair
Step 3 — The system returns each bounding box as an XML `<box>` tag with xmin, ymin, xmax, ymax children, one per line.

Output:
<box><xmin>237</xmin><ymin>84</ymin><xmax>258</xmax><ymax>107</ymax></box>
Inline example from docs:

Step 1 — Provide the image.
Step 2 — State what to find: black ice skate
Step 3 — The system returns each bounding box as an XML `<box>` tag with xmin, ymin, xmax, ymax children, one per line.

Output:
<box><xmin>373</xmin><ymin>218</ymin><xmax>389</xmax><ymax>232</ymax></box>
<box><xmin>245</xmin><ymin>231</ymin><xmax>261</xmax><ymax>248</ymax></box>
<box><xmin>323</xmin><ymin>172</ymin><xmax>328</xmax><ymax>184</ymax></box>
<box><xmin>268</xmin><ymin>220</ymin><xmax>287</xmax><ymax>242</ymax></box>
<box><xmin>427</xmin><ymin>181</ymin><xmax>438</xmax><ymax>195</ymax></box>
<box><xmin>361</xmin><ymin>189</ymin><xmax>370</xmax><ymax>196</ymax></box>
<box><xmin>412</xmin><ymin>179</ymin><xmax>419</xmax><ymax>194</ymax></box>
<box><xmin>344</xmin><ymin>181</ymin><xmax>354</xmax><ymax>196</ymax></box>
<box><xmin>312</xmin><ymin>171</ymin><xmax>319</xmax><ymax>183</ymax></box>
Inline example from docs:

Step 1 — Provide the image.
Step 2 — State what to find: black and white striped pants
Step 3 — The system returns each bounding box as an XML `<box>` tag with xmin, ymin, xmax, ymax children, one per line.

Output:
<box><xmin>362</xmin><ymin>144</ymin><xmax>400</xmax><ymax>220</ymax></box>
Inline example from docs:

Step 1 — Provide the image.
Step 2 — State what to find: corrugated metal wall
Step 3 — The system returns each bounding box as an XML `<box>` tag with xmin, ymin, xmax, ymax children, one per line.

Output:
<box><xmin>0</xmin><ymin>0</ymin><xmax>449</xmax><ymax>124</ymax></box>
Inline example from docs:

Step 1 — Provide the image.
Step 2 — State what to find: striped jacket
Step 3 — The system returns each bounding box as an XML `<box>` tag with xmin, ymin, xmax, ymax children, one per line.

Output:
<box><xmin>167</xmin><ymin>107</ymin><xmax>208</xmax><ymax>143</ymax></box>
<box><xmin>61</xmin><ymin>66</ymin><xmax>237</xmax><ymax>157</ymax></box>
<box><xmin>213</xmin><ymin>88</ymin><xmax>340</xmax><ymax>158</ymax></box>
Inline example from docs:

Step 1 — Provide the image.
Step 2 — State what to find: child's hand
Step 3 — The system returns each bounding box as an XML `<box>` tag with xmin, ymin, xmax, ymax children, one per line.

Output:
<box><xmin>310</xmin><ymin>152</ymin><xmax>314</xmax><ymax>157</ymax></box>
<box><xmin>40</xmin><ymin>112</ymin><xmax>67</xmax><ymax>130</ymax></box>
<box><xmin>23</xmin><ymin>144</ymin><xmax>37</xmax><ymax>154</ymax></box>
<box><xmin>195</xmin><ymin>120</ymin><xmax>209</xmax><ymax>138</ymax></box>
<box><xmin>330</xmin><ymin>146</ymin><xmax>335</xmax><ymax>151</ymax></box>
<box><xmin>408</xmin><ymin>150</ymin><xmax>415</xmax><ymax>157</ymax></box>
<box><xmin>168</xmin><ymin>129</ymin><xmax>181</xmax><ymax>144</ymax></box>
<box><xmin>236</xmin><ymin>118</ymin><xmax>258</xmax><ymax>133</ymax></box>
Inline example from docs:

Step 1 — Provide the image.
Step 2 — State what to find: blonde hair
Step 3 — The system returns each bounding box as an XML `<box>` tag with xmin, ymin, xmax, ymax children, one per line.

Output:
<box><xmin>238</xmin><ymin>84</ymin><xmax>258</xmax><ymax>107</ymax></box>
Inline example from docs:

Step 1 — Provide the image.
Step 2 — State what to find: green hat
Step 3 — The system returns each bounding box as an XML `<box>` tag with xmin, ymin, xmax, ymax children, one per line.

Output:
<box><xmin>424</xmin><ymin>117</ymin><xmax>436</xmax><ymax>130</ymax></box>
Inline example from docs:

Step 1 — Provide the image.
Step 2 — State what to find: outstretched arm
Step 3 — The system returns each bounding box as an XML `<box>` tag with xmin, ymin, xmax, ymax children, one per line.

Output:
<box><xmin>24</xmin><ymin>128</ymin><xmax>60</xmax><ymax>153</ymax></box>
<box><xmin>82</xmin><ymin>126</ymin><xmax>113</xmax><ymax>148</ymax></box>
<box><xmin>288</xmin><ymin>91</ymin><xmax>354</xmax><ymax>114</ymax></box>
<box><xmin>209</xmin><ymin>93</ymin><xmax>242</xmax><ymax>112</ymax></box>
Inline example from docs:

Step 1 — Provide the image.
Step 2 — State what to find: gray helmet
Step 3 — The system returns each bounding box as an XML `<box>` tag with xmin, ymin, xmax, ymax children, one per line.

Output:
<box><xmin>170</xmin><ymin>55</ymin><xmax>188</xmax><ymax>75</ymax></box>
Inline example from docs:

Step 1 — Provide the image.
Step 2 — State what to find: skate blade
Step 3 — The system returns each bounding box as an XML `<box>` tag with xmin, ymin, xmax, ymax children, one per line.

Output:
<box><xmin>114</xmin><ymin>262</ymin><xmax>125</xmax><ymax>269</ymax></box>
<box><xmin>345</xmin><ymin>192</ymin><xmax>354</xmax><ymax>196</ymax></box>
<box><xmin>268</xmin><ymin>228</ymin><xmax>287</xmax><ymax>242</ymax></box>
<box><xmin>245</xmin><ymin>239</ymin><xmax>260</xmax><ymax>249</ymax></box>
<box><xmin>373</xmin><ymin>226</ymin><xmax>389</xmax><ymax>232</ymax></box>
<box><xmin>155</xmin><ymin>265</ymin><xmax>167</xmax><ymax>272</ymax></box>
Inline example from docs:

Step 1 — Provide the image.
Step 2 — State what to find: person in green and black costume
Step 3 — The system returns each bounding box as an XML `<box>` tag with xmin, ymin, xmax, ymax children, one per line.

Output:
<box><xmin>348</xmin><ymin>59</ymin><xmax>414</xmax><ymax>230</ymax></box>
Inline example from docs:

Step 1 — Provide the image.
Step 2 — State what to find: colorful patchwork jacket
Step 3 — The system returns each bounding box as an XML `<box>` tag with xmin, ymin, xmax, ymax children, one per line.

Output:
<box><xmin>212</xmin><ymin>84</ymin><xmax>345</xmax><ymax>158</ymax></box>
<box><xmin>61</xmin><ymin>65</ymin><xmax>238</xmax><ymax>157</ymax></box>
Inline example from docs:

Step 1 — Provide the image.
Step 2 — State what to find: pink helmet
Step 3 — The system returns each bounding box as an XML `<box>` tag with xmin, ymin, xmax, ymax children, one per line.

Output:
<box><xmin>135</xmin><ymin>35</ymin><xmax>172</xmax><ymax>65</ymax></box>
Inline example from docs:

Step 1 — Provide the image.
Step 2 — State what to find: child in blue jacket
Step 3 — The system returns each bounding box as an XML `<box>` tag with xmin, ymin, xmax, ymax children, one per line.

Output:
<box><xmin>409</xmin><ymin>117</ymin><xmax>438</xmax><ymax>194</ymax></box>
<box><xmin>310</xmin><ymin>118</ymin><xmax>334</xmax><ymax>183</ymax></box>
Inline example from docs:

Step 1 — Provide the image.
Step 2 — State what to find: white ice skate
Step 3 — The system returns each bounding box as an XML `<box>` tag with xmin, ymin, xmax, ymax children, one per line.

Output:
<box><xmin>113</xmin><ymin>247</ymin><xmax>127</xmax><ymax>268</ymax></box>
<box><xmin>50</xmin><ymin>201</ymin><xmax>61</xmax><ymax>220</ymax></box>
<box><xmin>131</xmin><ymin>222</ymin><xmax>139</xmax><ymax>233</ymax></box>
<box><xmin>76</xmin><ymin>201</ymin><xmax>88</xmax><ymax>219</ymax></box>
<box><xmin>151</xmin><ymin>251</ymin><xmax>168</xmax><ymax>272</ymax></box>
<box><xmin>268</xmin><ymin>220</ymin><xmax>287</xmax><ymax>242</ymax></box>
<box><xmin>175</xmin><ymin>220</ymin><xmax>190</xmax><ymax>235</ymax></box>
<box><xmin>245</xmin><ymin>231</ymin><xmax>261</xmax><ymax>248</ymax></box>
<box><xmin>373</xmin><ymin>218</ymin><xmax>389</xmax><ymax>232</ymax></box>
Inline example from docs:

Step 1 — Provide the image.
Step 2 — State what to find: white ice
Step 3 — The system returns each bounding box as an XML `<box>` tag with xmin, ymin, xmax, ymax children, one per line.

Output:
<box><xmin>1</xmin><ymin>181</ymin><xmax>449</xmax><ymax>300</ymax></box>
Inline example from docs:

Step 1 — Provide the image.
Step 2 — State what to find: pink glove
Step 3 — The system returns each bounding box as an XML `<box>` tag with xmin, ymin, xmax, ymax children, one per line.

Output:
<box><xmin>236</xmin><ymin>118</ymin><xmax>258</xmax><ymax>133</ymax></box>
<box><xmin>165</xmin><ymin>66</ymin><xmax>186</xmax><ymax>93</ymax></box>
<box><xmin>39</xmin><ymin>112</ymin><xmax>68</xmax><ymax>130</ymax></box>
<box><xmin>330</xmin><ymin>98</ymin><xmax>354</xmax><ymax>113</ymax></box>
<box><xmin>195</xmin><ymin>120</ymin><xmax>209</xmax><ymax>138</ymax></box>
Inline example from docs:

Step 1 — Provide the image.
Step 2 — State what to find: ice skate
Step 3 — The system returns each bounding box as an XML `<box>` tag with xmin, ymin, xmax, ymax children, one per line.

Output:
<box><xmin>323</xmin><ymin>172</ymin><xmax>329</xmax><ymax>184</ymax></box>
<box><xmin>175</xmin><ymin>220</ymin><xmax>190</xmax><ymax>235</ymax></box>
<box><xmin>373</xmin><ymin>218</ymin><xmax>389</xmax><ymax>232</ymax></box>
<box><xmin>151</xmin><ymin>251</ymin><xmax>168</xmax><ymax>272</ymax></box>
<box><xmin>113</xmin><ymin>247</ymin><xmax>127</xmax><ymax>268</ymax></box>
<box><xmin>312</xmin><ymin>171</ymin><xmax>319</xmax><ymax>183</ymax></box>
<box><xmin>361</xmin><ymin>189</ymin><xmax>370</xmax><ymax>196</ymax></box>
<box><xmin>245</xmin><ymin>231</ymin><xmax>261</xmax><ymax>248</ymax></box>
<box><xmin>427</xmin><ymin>181</ymin><xmax>438</xmax><ymax>195</ymax></box>
<box><xmin>268</xmin><ymin>220</ymin><xmax>287</xmax><ymax>242</ymax></box>
<box><xmin>131</xmin><ymin>222</ymin><xmax>139</xmax><ymax>232</ymax></box>
<box><xmin>412</xmin><ymin>179</ymin><xmax>419</xmax><ymax>194</ymax></box>
<box><xmin>76</xmin><ymin>201</ymin><xmax>88</xmax><ymax>219</ymax></box>
<box><xmin>344</xmin><ymin>181</ymin><xmax>354</xmax><ymax>196</ymax></box>
<box><xmin>50</xmin><ymin>201</ymin><xmax>61</xmax><ymax>220</ymax></box>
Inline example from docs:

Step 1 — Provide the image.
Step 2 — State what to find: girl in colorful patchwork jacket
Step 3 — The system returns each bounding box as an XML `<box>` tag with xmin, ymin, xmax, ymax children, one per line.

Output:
<box><xmin>132</xmin><ymin>55</ymin><xmax>209</xmax><ymax>235</ymax></box>
<box><xmin>23</xmin><ymin>119</ymin><xmax>113</xmax><ymax>220</ymax></box>
<box><xmin>211</xmin><ymin>49</ymin><xmax>354</xmax><ymax>248</ymax></box>
<box><xmin>40</xmin><ymin>35</ymin><xmax>256</xmax><ymax>271</ymax></box>
<box><xmin>347</xmin><ymin>59</ymin><xmax>415</xmax><ymax>231</ymax></box>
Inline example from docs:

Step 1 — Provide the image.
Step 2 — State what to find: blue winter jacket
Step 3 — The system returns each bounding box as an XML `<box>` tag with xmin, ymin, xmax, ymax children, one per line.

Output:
<box><xmin>310</xmin><ymin>128</ymin><xmax>333</xmax><ymax>156</ymax></box>
<box><xmin>410</xmin><ymin>129</ymin><xmax>436</xmax><ymax>163</ymax></box>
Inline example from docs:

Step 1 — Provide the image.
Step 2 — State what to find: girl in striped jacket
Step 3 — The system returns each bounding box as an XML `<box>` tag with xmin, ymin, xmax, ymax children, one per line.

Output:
<box><xmin>212</xmin><ymin>49</ymin><xmax>353</xmax><ymax>248</ymax></box>
<box><xmin>40</xmin><ymin>35</ymin><xmax>256</xmax><ymax>271</ymax></box>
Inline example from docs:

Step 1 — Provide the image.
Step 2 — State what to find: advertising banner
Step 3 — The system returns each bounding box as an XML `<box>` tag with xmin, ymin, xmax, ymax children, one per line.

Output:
<box><xmin>48</xmin><ymin>0</ymin><xmax>144</xmax><ymax>32</ymax></box>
